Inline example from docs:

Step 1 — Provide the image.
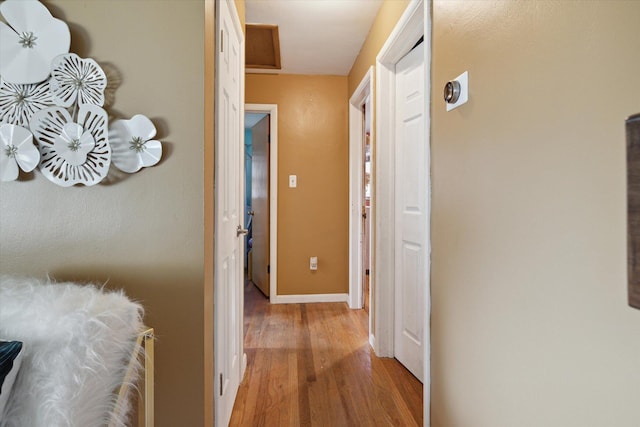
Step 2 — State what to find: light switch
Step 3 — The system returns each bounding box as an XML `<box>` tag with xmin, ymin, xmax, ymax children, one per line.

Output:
<box><xmin>310</xmin><ymin>256</ymin><xmax>318</xmax><ymax>270</ymax></box>
<box><xmin>289</xmin><ymin>175</ymin><xmax>297</xmax><ymax>188</ymax></box>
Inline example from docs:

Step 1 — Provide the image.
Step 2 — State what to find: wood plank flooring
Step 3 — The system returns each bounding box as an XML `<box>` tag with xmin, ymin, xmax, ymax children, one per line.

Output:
<box><xmin>229</xmin><ymin>281</ymin><xmax>423</xmax><ymax>426</ymax></box>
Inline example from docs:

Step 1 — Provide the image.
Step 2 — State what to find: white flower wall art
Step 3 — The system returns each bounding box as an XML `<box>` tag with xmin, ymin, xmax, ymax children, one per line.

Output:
<box><xmin>50</xmin><ymin>54</ymin><xmax>107</xmax><ymax>108</ymax></box>
<box><xmin>30</xmin><ymin>105</ymin><xmax>111</xmax><ymax>187</ymax></box>
<box><xmin>0</xmin><ymin>78</ymin><xmax>54</xmax><ymax>127</ymax></box>
<box><xmin>0</xmin><ymin>123</ymin><xmax>39</xmax><ymax>182</ymax></box>
<box><xmin>0</xmin><ymin>0</ymin><xmax>163</xmax><ymax>185</ymax></box>
<box><xmin>0</xmin><ymin>0</ymin><xmax>70</xmax><ymax>84</ymax></box>
<box><xmin>110</xmin><ymin>115</ymin><xmax>162</xmax><ymax>174</ymax></box>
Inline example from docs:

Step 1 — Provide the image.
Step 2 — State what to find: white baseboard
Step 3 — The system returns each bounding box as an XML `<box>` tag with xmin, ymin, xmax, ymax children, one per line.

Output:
<box><xmin>369</xmin><ymin>333</ymin><xmax>375</xmax><ymax>349</ymax></box>
<box><xmin>270</xmin><ymin>293</ymin><xmax>349</xmax><ymax>304</ymax></box>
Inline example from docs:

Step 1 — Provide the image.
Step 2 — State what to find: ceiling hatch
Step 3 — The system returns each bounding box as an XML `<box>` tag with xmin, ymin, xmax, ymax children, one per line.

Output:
<box><xmin>246</xmin><ymin>24</ymin><xmax>281</xmax><ymax>71</ymax></box>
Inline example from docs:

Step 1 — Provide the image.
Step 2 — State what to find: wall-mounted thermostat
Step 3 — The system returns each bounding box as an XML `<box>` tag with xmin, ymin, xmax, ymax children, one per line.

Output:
<box><xmin>444</xmin><ymin>71</ymin><xmax>468</xmax><ymax>111</ymax></box>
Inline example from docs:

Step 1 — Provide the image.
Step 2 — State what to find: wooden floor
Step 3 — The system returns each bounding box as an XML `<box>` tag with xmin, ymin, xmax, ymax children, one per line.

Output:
<box><xmin>229</xmin><ymin>281</ymin><xmax>423</xmax><ymax>427</ymax></box>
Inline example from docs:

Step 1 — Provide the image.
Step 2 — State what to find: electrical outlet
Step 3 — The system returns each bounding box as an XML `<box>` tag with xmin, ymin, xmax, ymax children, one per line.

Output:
<box><xmin>310</xmin><ymin>256</ymin><xmax>318</xmax><ymax>270</ymax></box>
<box><xmin>289</xmin><ymin>175</ymin><xmax>297</xmax><ymax>188</ymax></box>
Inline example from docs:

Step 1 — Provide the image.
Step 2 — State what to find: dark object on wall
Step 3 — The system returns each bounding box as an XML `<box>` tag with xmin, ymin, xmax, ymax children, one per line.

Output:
<box><xmin>626</xmin><ymin>113</ymin><xmax>640</xmax><ymax>310</ymax></box>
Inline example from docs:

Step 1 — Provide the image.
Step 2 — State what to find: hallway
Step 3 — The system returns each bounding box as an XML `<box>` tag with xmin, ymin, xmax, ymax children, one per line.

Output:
<box><xmin>229</xmin><ymin>281</ymin><xmax>423</xmax><ymax>426</ymax></box>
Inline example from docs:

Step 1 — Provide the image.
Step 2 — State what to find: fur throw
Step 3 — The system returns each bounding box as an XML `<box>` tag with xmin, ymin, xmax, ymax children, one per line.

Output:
<box><xmin>0</xmin><ymin>276</ymin><xmax>143</xmax><ymax>427</ymax></box>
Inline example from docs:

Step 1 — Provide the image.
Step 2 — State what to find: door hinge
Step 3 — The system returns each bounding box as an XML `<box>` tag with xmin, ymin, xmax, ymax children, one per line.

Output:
<box><xmin>219</xmin><ymin>373</ymin><xmax>223</xmax><ymax>396</ymax></box>
<box><xmin>220</xmin><ymin>30</ymin><xmax>224</xmax><ymax>52</ymax></box>
<box><xmin>267</xmin><ymin>264</ymin><xmax>270</xmax><ymax>274</ymax></box>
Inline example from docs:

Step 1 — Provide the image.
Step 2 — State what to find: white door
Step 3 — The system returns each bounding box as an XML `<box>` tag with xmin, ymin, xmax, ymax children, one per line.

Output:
<box><xmin>251</xmin><ymin>115</ymin><xmax>269</xmax><ymax>296</ymax></box>
<box><xmin>215</xmin><ymin>0</ymin><xmax>243</xmax><ymax>425</ymax></box>
<box><xmin>394</xmin><ymin>42</ymin><xmax>426</xmax><ymax>382</ymax></box>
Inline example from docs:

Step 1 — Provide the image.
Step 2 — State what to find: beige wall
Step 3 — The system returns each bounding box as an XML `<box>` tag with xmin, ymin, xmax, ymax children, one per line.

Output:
<box><xmin>348</xmin><ymin>0</ymin><xmax>410</xmax><ymax>95</ymax></box>
<box><xmin>431</xmin><ymin>1</ymin><xmax>640</xmax><ymax>426</ymax></box>
<box><xmin>245</xmin><ymin>74</ymin><xmax>349</xmax><ymax>295</ymax></box>
<box><xmin>234</xmin><ymin>0</ymin><xmax>246</xmax><ymax>30</ymax></box>
<box><xmin>0</xmin><ymin>1</ymin><xmax>205</xmax><ymax>426</ymax></box>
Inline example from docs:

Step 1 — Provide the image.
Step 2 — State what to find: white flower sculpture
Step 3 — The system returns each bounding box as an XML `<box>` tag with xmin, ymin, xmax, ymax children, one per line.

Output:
<box><xmin>0</xmin><ymin>0</ymin><xmax>71</xmax><ymax>84</ymax></box>
<box><xmin>0</xmin><ymin>77</ymin><xmax>54</xmax><ymax>127</ymax></box>
<box><xmin>109</xmin><ymin>115</ymin><xmax>163</xmax><ymax>173</ymax></box>
<box><xmin>30</xmin><ymin>105</ymin><xmax>111</xmax><ymax>187</ymax></box>
<box><xmin>50</xmin><ymin>54</ymin><xmax>107</xmax><ymax>108</ymax></box>
<box><xmin>0</xmin><ymin>0</ymin><xmax>162</xmax><ymax>186</ymax></box>
<box><xmin>0</xmin><ymin>123</ymin><xmax>39</xmax><ymax>182</ymax></box>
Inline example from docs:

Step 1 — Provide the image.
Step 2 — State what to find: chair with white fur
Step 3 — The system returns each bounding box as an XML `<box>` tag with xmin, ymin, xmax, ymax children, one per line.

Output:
<box><xmin>0</xmin><ymin>276</ymin><xmax>153</xmax><ymax>427</ymax></box>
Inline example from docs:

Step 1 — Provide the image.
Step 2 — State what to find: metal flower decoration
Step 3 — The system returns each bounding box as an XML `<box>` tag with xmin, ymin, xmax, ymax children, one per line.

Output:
<box><xmin>53</xmin><ymin>123</ymin><xmax>96</xmax><ymax>167</ymax></box>
<box><xmin>0</xmin><ymin>0</ymin><xmax>71</xmax><ymax>84</ymax></box>
<box><xmin>49</xmin><ymin>54</ymin><xmax>107</xmax><ymax>108</ymax></box>
<box><xmin>30</xmin><ymin>105</ymin><xmax>111</xmax><ymax>187</ymax></box>
<box><xmin>109</xmin><ymin>115</ymin><xmax>163</xmax><ymax>173</ymax></box>
<box><xmin>0</xmin><ymin>77</ymin><xmax>54</xmax><ymax>127</ymax></box>
<box><xmin>1</xmin><ymin>0</ymin><xmax>163</xmax><ymax>186</ymax></box>
<box><xmin>0</xmin><ymin>123</ymin><xmax>39</xmax><ymax>182</ymax></box>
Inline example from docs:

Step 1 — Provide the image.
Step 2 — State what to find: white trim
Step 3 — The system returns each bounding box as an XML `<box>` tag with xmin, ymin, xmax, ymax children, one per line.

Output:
<box><xmin>376</xmin><ymin>0</ymin><xmax>422</xmax><ymax>360</ymax></box>
<box><xmin>375</xmin><ymin>0</ymin><xmax>431</xmax><ymax>425</ymax></box>
<box><xmin>423</xmin><ymin>5</ymin><xmax>432</xmax><ymax>424</ymax></box>
<box><xmin>245</xmin><ymin>104</ymin><xmax>278</xmax><ymax>302</ymax></box>
<box><xmin>271</xmin><ymin>293</ymin><xmax>349</xmax><ymax>304</ymax></box>
<box><xmin>374</xmin><ymin>0</ymin><xmax>424</xmax><ymax>357</ymax></box>
<box><xmin>348</xmin><ymin>66</ymin><xmax>374</xmax><ymax>310</ymax></box>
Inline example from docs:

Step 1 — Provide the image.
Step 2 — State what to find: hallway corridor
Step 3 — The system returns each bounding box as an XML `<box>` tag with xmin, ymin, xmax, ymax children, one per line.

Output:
<box><xmin>229</xmin><ymin>281</ymin><xmax>423</xmax><ymax>426</ymax></box>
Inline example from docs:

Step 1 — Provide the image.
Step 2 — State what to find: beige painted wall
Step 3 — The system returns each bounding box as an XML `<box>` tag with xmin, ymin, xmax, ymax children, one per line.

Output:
<box><xmin>245</xmin><ymin>74</ymin><xmax>349</xmax><ymax>295</ymax></box>
<box><xmin>234</xmin><ymin>0</ymin><xmax>246</xmax><ymax>30</ymax></box>
<box><xmin>0</xmin><ymin>1</ymin><xmax>205</xmax><ymax>426</ymax></box>
<box><xmin>348</xmin><ymin>0</ymin><xmax>410</xmax><ymax>95</ymax></box>
<box><xmin>431</xmin><ymin>1</ymin><xmax>640</xmax><ymax>426</ymax></box>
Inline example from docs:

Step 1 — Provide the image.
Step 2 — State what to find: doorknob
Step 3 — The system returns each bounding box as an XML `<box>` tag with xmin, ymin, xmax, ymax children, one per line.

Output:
<box><xmin>248</xmin><ymin>211</ymin><xmax>255</xmax><ymax>216</ymax></box>
<box><xmin>237</xmin><ymin>225</ymin><xmax>249</xmax><ymax>237</ymax></box>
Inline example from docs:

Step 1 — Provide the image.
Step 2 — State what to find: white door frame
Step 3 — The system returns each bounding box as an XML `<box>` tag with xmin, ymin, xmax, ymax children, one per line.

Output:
<box><xmin>245</xmin><ymin>104</ymin><xmax>278</xmax><ymax>301</ymax></box>
<box><xmin>348</xmin><ymin>66</ymin><xmax>374</xmax><ymax>311</ymax></box>
<box><xmin>375</xmin><ymin>0</ymin><xmax>431</xmax><ymax>424</ymax></box>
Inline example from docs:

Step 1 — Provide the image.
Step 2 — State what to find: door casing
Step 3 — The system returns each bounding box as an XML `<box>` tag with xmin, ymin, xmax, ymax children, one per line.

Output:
<box><xmin>349</xmin><ymin>66</ymin><xmax>374</xmax><ymax>313</ymax></box>
<box><xmin>375</xmin><ymin>0</ymin><xmax>431</xmax><ymax>424</ymax></box>
<box><xmin>245</xmin><ymin>104</ymin><xmax>278</xmax><ymax>300</ymax></box>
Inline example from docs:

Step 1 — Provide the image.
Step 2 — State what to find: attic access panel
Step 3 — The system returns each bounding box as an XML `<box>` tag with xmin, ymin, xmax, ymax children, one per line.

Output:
<box><xmin>246</xmin><ymin>24</ymin><xmax>281</xmax><ymax>70</ymax></box>
<box><xmin>626</xmin><ymin>112</ymin><xmax>640</xmax><ymax>310</ymax></box>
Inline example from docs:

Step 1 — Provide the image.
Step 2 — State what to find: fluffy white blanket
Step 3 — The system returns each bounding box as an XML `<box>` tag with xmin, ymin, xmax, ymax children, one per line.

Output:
<box><xmin>0</xmin><ymin>276</ymin><xmax>143</xmax><ymax>427</ymax></box>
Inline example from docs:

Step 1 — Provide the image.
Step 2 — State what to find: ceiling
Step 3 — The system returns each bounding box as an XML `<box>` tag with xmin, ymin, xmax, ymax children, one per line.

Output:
<box><xmin>245</xmin><ymin>113</ymin><xmax>267</xmax><ymax>129</ymax></box>
<box><xmin>245</xmin><ymin>0</ymin><xmax>384</xmax><ymax>75</ymax></box>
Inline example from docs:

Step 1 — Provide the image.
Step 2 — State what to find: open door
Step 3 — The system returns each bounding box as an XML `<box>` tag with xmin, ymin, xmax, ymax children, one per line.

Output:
<box><xmin>214</xmin><ymin>0</ymin><xmax>244</xmax><ymax>425</ymax></box>
<box><xmin>250</xmin><ymin>115</ymin><xmax>270</xmax><ymax>296</ymax></box>
<box><xmin>393</xmin><ymin>40</ymin><xmax>426</xmax><ymax>382</ymax></box>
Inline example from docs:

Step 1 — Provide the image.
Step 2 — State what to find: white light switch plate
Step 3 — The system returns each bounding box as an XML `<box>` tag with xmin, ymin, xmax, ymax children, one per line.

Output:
<box><xmin>310</xmin><ymin>256</ymin><xmax>318</xmax><ymax>270</ymax></box>
<box><xmin>289</xmin><ymin>175</ymin><xmax>297</xmax><ymax>188</ymax></box>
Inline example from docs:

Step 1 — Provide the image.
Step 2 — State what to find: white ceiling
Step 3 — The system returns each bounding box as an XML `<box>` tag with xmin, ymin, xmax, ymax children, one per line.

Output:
<box><xmin>245</xmin><ymin>0</ymin><xmax>384</xmax><ymax>75</ymax></box>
